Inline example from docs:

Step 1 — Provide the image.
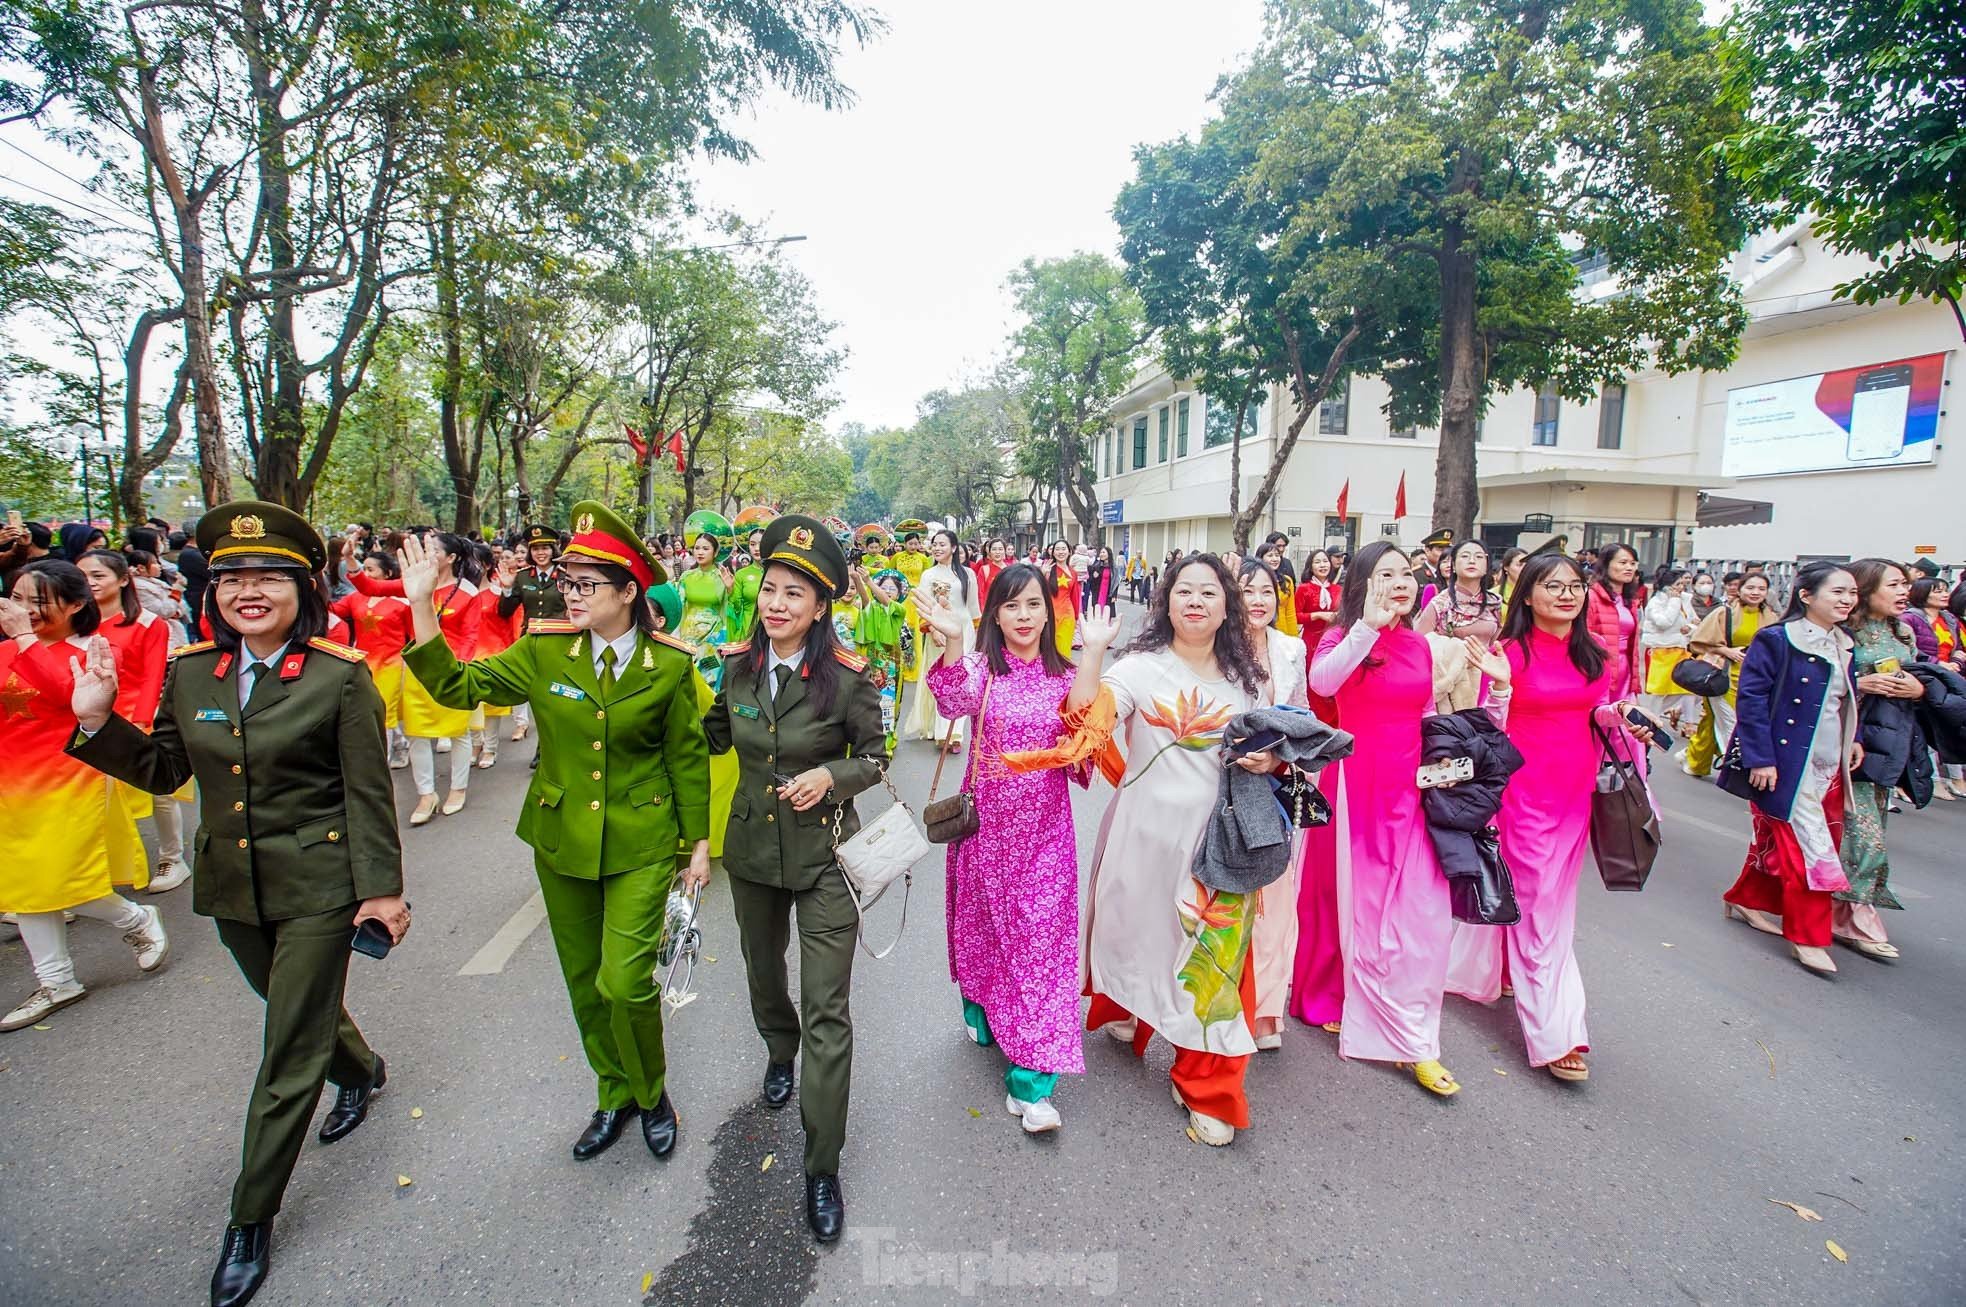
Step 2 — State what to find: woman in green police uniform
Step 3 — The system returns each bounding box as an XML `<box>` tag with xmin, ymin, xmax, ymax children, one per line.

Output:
<box><xmin>66</xmin><ymin>501</ymin><xmax>407</xmax><ymax>1307</ymax></box>
<box><xmin>396</xmin><ymin>502</ymin><xmax>710</xmax><ymax>1165</ymax></box>
<box><xmin>704</xmin><ymin>513</ymin><xmax>889</xmax><ymax>1243</ymax></box>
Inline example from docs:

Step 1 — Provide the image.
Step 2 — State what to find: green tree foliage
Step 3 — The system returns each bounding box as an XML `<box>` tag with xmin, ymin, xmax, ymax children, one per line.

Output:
<box><xmin>900</xmin><ymin>385</ymin><xmax>1017</xmax><ymax>532</ymax></box>
<box><xmin>1719</xmin><ymin>0</ymin><xmax>1965</xmax><ymax>337</ymax></box>
<box><xmin>1006</xmin><ymin>254</ymin><xmax>1145</xmax><ymax>539</ymax></box>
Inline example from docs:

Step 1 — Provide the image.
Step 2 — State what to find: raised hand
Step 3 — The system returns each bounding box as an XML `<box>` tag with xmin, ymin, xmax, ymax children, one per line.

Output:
<box><xmin>1463</xmin><ymin>635</ymin><xmax>1509</xmax><ymax>684</ymax></box>
<box><xmin>396</xmin><ymin>532</ymin><xmax>442</xmax><ymax>605</ymax></box>
<box><xmin>918</xmin><ymin>591</ymin><xmax>966</xmax><ymax>645</ymax></box>
<box><xmin>1362</xmin><ymin>578</ymin><xmax>1400</xmax><ymax>630</ymax></box>
<box><xmin>69</xmin><ymin>634</ymin><xmax>119</xmax><ymax>730</ymax></box>
<box><xmin>495</xmin><ymin>554</ymin><xmax>518</xmax><ymax>589</ymax></box>
<box><xmin>0</xmin><ymin>595</ymin><xmax>31</xmax><ymax>639</ymax></box>
<box><xmin>1080</xmin><ymin>606</ymin><xmax>1122</xmax><ymax>652</ymax></box>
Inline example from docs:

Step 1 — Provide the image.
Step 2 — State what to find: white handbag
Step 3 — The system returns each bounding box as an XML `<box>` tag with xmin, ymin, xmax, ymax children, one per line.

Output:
<box><xmin>832</xmin><ymin>766</ymin><xmax>930</xmax><ymax>959</ymax></box>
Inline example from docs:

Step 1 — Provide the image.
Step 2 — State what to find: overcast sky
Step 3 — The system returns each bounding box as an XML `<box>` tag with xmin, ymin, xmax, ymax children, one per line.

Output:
<box><xmin>689</xmin><ymin>0</ymin><xmax>1268</xmax><ymax>432</ymax></box>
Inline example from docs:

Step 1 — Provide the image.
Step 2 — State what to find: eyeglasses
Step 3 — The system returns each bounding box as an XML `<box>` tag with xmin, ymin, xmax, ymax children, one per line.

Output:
<box><xmin>1540</xmin><ymin>581</ymin><xmax>1587</xmax><ymax>598</ymax></box>
<box><xmin>553</xmin><ymin>577</ymin><xmax>611</xmax><ymax>597</ymax></box>
<box><xmin>215</xmin><ymin>574</ymin><xmax>298</xmax><ymax>592</ymax></box>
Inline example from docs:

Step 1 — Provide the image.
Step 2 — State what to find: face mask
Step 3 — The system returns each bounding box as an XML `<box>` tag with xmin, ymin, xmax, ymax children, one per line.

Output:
<box><xmin>1694</xmin><ymin>583</ymin><xmax>1713</xmax><ymax>596</ymax></box>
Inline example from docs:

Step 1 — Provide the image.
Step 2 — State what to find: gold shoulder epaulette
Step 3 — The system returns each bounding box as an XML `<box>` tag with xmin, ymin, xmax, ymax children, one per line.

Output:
<box><xmin>308</xmin><ymin>637</ymin><xmax>365</xmax><ymax>663</ymax></box>
<box><xmin>832</xmin><ymin>647</ymin><xmax>868</xmax><ymax>673</ymax></box>
<box><xmin>528</xmin><ymin>618</ymin><xmax>578</xmax><ymax>635</ymax></box>
<box><xmin>169</xmin><ymin>640</ymin><xmax>217</xmax><ymax>659</ymax></box>
<box><xmin>649</xmin><ymin>631</ymin><xmax>696</xmax><ymax>656</ymax></box>
<box><xmin>718</xmin><ymin>640</ymin><xmax>752</xmax><ymax>657</ymax></box>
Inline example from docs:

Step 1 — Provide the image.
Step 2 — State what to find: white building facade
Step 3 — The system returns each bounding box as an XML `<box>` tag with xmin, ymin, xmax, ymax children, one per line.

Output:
<box><xmin>1092</xmin><ymin>226</ymin><xmax>1961</xmax><ymax>572</ymax></box>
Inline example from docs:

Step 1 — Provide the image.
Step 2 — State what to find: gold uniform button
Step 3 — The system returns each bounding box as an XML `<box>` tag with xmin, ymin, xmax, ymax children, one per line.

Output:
<box><xmin>766</xmin><ymin>813</ymin><xmax>774</xmax><ymax>822</ymax></box>
<box><xmin>231</xmin><ymin>764</ymin><xmax>242</xmax><ymax>775</ymax></box>
<box><xmin>327</xmin><ymin>831</ymin><xmax>340</xmax><ymax>842</ymax></box>
<box><xmin>589</xmin><ymin>800</ymin><xmax>600</xmax><ymax>810</ymax></box>
<box><xmin>766</xmin><ymin>754</ymin><xmax>774</xmax><ymax>764</ymax></box>
<box><xmin>595</xmin><ymin>709</ymin><xmax>606</xmax><ymax>720</ymax></box>
<box><xmin>236</xmin><ymin>838</ymin><xmax>248</xmax><ymax>849</ymax></box>
<box><xmin>231</xmin><ymin>727</ymin><xmax>241</xmax><ymax>737</ymax></box>
<box><xmin>591</xmin><ymin>741</ymin><xmax>602</xmax><ymax>751</ymax></box>
<box><xmin>591</xmin><ymin>770</ymin><xmax>602</xmax><ymax>780</ymax></box>
<box><xmin>232</xmin><ymin>801</ymin><xmax>244</xmax><ymax>812</ymax></box>
<box><xmin>768</xmin><ymin>724</ymin><xmax>776</xmax><ymax>734</ymax></box>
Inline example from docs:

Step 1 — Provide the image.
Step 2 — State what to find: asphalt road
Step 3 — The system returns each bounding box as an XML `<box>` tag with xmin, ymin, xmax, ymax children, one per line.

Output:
<box><xmin>4</xmin><ymin>651</ymin><xmax>1963</xmax><ymax>1305</ymax></box>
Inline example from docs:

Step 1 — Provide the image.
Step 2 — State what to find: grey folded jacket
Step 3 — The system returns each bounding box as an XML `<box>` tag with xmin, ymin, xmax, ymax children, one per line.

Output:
<box><xmin>1192</xmin><ymin>706</ymin><xmax>1355</xmax><ymax>894</ymax></box>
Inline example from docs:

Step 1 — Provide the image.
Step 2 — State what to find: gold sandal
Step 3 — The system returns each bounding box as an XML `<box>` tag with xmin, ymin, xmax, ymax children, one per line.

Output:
<box><xmin>1396</xmin><ymin>1060</ymin><xmax>1461</xmax><ymax>1097</ymax></box>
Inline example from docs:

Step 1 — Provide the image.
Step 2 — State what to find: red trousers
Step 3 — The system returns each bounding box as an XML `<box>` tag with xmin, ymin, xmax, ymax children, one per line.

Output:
<box><xmin>1723</xmin><ymin>781</ymin><xmax>1846</xmax><ymax>948</ymax></box>
<box><xmin>1086</xmin><ymin>953</ymin><xmax>1257</xmax><ymax>1128</ymax></box>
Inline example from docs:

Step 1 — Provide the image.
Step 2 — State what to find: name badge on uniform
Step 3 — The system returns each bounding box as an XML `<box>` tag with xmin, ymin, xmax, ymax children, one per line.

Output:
<box><xmin>548</xmin><ymin>682</ymin><xmax>588</xmax><ymax>701</ymax></box>
<box><xmin>734</xmin><ymin>703</ymin><xmax>761</xmax><ymax>720</ymax></box>
<box><xmin>194</xmin><ymin>708</ymin><xmax>229</xmax><ymax>722</ymax></box>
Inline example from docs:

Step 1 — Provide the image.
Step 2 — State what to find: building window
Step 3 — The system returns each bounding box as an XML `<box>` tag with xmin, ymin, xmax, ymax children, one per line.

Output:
<box><xmin>1157</xmin><ymin>407</ymin><xmax>1169</xmax><ymax>462</ymax></box>
<box><xmin>1532</xmin><ymin>383</ymin><xmax>1560</xmax><ymax>446</ymax></box>
<box><xmin>1391</xmin><ymin>424</ymin><xmax>1416</xmax><ymax>439</ymax></box>
<box><xmin>1176</xmin><ymin>397</ymin><xmax>1190</xmax><ymax>457</ymax></box>
<box><xmin>1597</xmin><ymin>383</ymin><xmax>1625</xmax><ymax>450</ymax></box>
<box><xmin>1204</xmin><ymin>396</ymin><xmax>1259</xmax><ymax>447</ymax></box>
<box><xmin>1318</xmin><ymin>380</ymin><xmax>1349</xmax><ymax>435</ymax></box>
<box><xmin>1133</xmin><ymin>417</ymin><xmax>1148</xmax><ymax>469</ymax></box>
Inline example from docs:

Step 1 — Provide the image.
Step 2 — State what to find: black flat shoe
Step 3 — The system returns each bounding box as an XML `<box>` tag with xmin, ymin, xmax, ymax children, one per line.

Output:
<box><xmin>640</xmin><ymin>1092</ymin><xmax>678</xmax><ymax>1158</ymax></box>
<box><xmin>762</xmin><ymin>1059</ymin><xmax>795</xmax><ymax>1109</ymax></box>
<box><xmin>572</xmin><ymin>1107</ymin><xmax>638</xmax><ymax>1160</ymax></box>
<box><xmin>210</xmin><ymin>1221</ymin><xmax>271</xmax><ymax>1307</ymax></box>
<box><xmin>805</xmin><ymin>1172</ymin><xmax>845</xmax><ymax>1243</ymax></box>
<box><xmin>318</xmin><ymin>1054</ymin><xmax>385</xmax><ymax>1144</ymax></box>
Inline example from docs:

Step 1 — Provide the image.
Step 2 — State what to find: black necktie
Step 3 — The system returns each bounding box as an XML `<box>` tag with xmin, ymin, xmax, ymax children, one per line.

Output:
<box><xmin>243</xmin><ymin>661</ymin><xmax>273</xmax><ymax>710</ymax></box>
<box><xmin>772</xmin><ymin>662</ymin><xmax>792</xmax><ymax>704</ymax></box>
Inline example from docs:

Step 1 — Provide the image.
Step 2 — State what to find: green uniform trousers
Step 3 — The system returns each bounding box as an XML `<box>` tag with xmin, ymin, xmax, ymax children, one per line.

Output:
<box><xmin>534</xmin><ymin>853</ymin><xmax>673</xmax><ymax>1112</ymax></box>
<box><xmin>213</xmin><ymin>904</ymin><xmax>377</xmax><ymax>1224</ymax></box>
<box><xmin>727</xmin><ymin>870</ymin><xmax>857</xmax><ymax>1175</ymax></box>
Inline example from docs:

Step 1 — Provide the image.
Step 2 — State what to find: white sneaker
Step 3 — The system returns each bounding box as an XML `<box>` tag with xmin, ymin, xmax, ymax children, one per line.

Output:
<box><xmin>1172</xmin><ymin>1082</ymin><xmax>1235</xmax><ymax>1146</ymax></box>
<box><xmin>125</xmin><ymin>905</ymin><xmax>170</xmax><ymax>972</ymax></box>
<box><xmin>2</xmin><ymin>981</ymin><xmax>87</xmax><ymax>1031</ymax></box>
<box><xmin>147</xmin><ymin>859</ymin><xmax>191</xmax><ymax>894</ymax></box>
<box><xmin>1102</xmin><ymin>1018</ymin><xmax>1137</xmax><ymax>1044</ymax></box>
<box><xmin>436</xmin><ymin>738</ymin><xmax>452</xmax><ymax>754</ymax></box>
<box><xmin>1255</xmin><ymin>1030</ymin><xmax>1283</xmax><ymax>1052</ymax></box>
<box><xmin>1005</xmin><ymin>1094</ymin><xmax>1061</xmax><ymax>1134</ymax></box>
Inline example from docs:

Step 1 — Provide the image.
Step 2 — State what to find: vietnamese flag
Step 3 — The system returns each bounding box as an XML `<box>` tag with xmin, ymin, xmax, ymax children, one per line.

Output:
<box><xmin>1333</xmin><ymin>478</ymin><xmax>1350</xmax><ymax>521</ymax></box>
<box><xmin>624</xmin><ymin>426</ymin><xmax>649</xmax><ymax>464</ymax></box>
<box><xmin>667</xmin><ymin>431</ymin><xmax>686</xmax><ymax>474</ymax></box>
<box><xmin>1393</xmin><ymin>471</ymin><xmax>1408</xmax><ymax>519</ymax></box>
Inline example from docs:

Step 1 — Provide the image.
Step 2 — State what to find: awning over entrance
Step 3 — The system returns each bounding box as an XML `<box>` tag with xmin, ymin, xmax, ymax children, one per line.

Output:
<box><xmin>1695</xmin><ymin>493</ymin><xmax>1775</xmax><ymax>528</ymax></box>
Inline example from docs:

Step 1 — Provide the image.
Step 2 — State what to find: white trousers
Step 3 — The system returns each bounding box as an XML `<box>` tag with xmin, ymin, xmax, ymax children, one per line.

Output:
<box><xmin>17</xmin><ymin>895</ymin><xmax>148</xmax><ymax>987</ymax></box>
<box><xmin>151</xmin><ymin>795</ymin><xmax>186</xmax><ymax>864</ymax></box>
<box><xmin>409</xmin><ymin>734</ymin><xmax>471</xmax><ymax>796</ymax></box>
<box><xmin>1712</xmin><ymin>696</ymin><xmax>1738</xmax><ymax>755</ymax></box>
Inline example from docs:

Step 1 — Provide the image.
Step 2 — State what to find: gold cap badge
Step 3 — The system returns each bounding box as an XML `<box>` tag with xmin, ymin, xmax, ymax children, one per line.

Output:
<box><xmin>229</xmin><ymin>514</ymin><xmax>266</xmax><ymax>539</ymax></box>
<box><xmin>790</xmin><ymin>526</ymin><xmax>813</xmax><ymax>549</ymax></box>
<box><xmin>575</xmin><ymin>512</ymin><xmax>595</xmax><ymax>534</ymax></box>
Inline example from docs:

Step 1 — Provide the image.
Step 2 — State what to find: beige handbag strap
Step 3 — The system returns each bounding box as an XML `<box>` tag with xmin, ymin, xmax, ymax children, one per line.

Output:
<box><xmin>926</xmin><ymin>669</ymin><xmax>992</xmax><ymax>801</ymax></box>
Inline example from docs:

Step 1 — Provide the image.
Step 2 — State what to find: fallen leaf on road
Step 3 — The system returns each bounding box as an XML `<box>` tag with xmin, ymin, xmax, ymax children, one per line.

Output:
<box><xmin>967</xmin><ymin>1107</ymin><xmax>981</xmax><ymax>1118</ymax></box>
<box><xmin>31</xmin><ymin>1024</ymin><xmax>49</xmax><ymax>1031</ymax></box>
<box><xmin>1755</xmin><ymin>1038</ymin><xmax>1777</xmax><ymax>1078</ymax></box>
<box><xmin>396</xmin><ymin>1175</ymin><xmax>413</xmax><ymax>1188</ymax></box>
<box><xmin>1826</xmin><ymin>1239</ymin><xmax>1848</xmax><ymax>1263</ymax></box>
<box><xmin>641</xmin><ymin>1272</ymin><xmax>654</xmax><ymax>1294</ymax></box>
<box><xmin>1493</xmin><ymin>1068</ymin><xmax>1508</xmax><ymax>1076</ymax></box>
<box><xmin>1764</xmin><ymin>1198</ymin><xmax>1821</xmax><ymax>1221</ymax></box>
<box><xmin>761</xmin><ymin>1153</ymin><xmax>774</xmax><ymax>1172</ymax></box>
<box><xmin>703</xmin><ymin>955</ymin><xmax>716</xmax><ymax>963</ymax></box>
<box><xmin>1661</xmin><ymin>942</ymin><xmax>1675</xmax><ymax>948</ymax></box>
<box><xmin>1903</xmin><ymin>1135</ymin><xmax>1915</xmax><ymax>1142</ymax></box>
<box><xmin>558</xmin><ymin>1055</ymin><xmax>568</xmax><ymax>1062</ymax></box>
<box><xmin>410</xmin><ymin>1107</ymin><xmax>424</xmax><ymax>1120</ymax></box>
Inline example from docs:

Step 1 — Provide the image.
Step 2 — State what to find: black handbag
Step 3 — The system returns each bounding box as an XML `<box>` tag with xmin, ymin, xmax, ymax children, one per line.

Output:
<box><xmin>1714</xmin><ymin>632</ymin><xmax>1790</xmax><ymax>803</ymax></box>
<box><xmin>1275</xmin><ymin>768</ymin><xmax>1331</xmax><ymax>828</ymax></box>
<box><xmin>1589</xmin><ymin>722</ymin><xmax>1661</xmax><ymax>891</ymax></box>
<box><xmin>922</xmin><ymin>674</ymin><xmax>989</xmax><ymax>845</ymax></box>
<box><xmin>1446</xmin><ymin>827</ymin><xmax>1521</xmax><ymax>925</ymax></box>
<box><xmin>1672</xmin><ymin>656</ymin><xmax>1729</xmax><ymax>698</ymax></box>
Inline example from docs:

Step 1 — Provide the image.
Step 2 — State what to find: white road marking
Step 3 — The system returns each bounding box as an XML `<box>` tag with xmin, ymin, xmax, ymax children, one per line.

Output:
<box><xmin>458</xmin><ymin>891</ymin><xmax>548</xmax><ymax>975</ymax></box>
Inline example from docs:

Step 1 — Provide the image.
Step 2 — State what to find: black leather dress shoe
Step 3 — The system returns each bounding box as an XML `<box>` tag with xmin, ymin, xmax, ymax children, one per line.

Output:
<box><xmin>640</xmin><ymin>1092</ymin><xmax>678</xmax><ymax>1158</ymax></box>
<box><xmin>318</xmin><ymin>1054</ymin><xmax>385</xmax><ymax>1143</ymax></box>
<box><xmin>762</xmin><ymin>1059</ymin><xmax>795</xmax><ymax>1109</ymax></box>
<box><xmin>572</xmin><ymin>1107</ymin><xmax>638</xmax><ymax>1159</ymax></box>
<box><xmin>805</xmin><ymin>1172</ymin><xmax>845</xmax><ymax>1243</ymax></box>
<box><xmin>210</xmin><ymin>1221</ymin><xmax>271</xmax><ymax>1307</ymax></box>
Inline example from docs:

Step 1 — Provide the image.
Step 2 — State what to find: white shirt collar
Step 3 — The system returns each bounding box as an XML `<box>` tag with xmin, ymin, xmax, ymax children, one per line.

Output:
<box><xmin>591</xmin><ymin>627</ymin><xmax>639</xmax><ymax>677</ymax></box>
<box><xmin>766</xmin><ymin>644</ymin><xmax>805</xmax><ymax>677</ymax></box>
<box><xmin>237</xmin><ymin>640</ymin><xmax>291</xmax><ymax>705</ymax></box>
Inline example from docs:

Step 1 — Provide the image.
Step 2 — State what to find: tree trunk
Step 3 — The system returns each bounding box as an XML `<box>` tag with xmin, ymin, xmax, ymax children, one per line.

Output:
<box><xmin>1227</xmin><ymin>396</ymin><xmax>1246</xmax><ymax>552</ymax></box>
<box><xmin>432</xmin><ymin>209</ymin><xmax>480</xmax><ymax>531</ymax></box>
<box><xmin>1241</xmin><ymin>317</ymin><xmax>1365</xmax><ymax>552</ymax></box>
<box><xmin>240</xmin><ymin>1</ymin><xmax>307</xmax><ymax>508</ymax></box>
<box><xmin>1432</xmin><ymin>219</ymin><xmax>1482</xmax><ymax>538</ymax></box>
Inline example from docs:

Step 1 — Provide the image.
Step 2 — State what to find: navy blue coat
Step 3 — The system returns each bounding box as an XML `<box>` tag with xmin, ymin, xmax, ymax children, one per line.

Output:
<box><xmin>1733</xmin><ymin>621</ymin><xmax>1857</xmax><ymax>823</ymax></box>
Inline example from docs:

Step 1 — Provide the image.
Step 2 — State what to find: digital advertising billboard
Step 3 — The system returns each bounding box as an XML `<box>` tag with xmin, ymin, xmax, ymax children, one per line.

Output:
<box><xmin>1721</xmin><ymin>352</ymin><xmax>1949</xmax><ymax>477</ymax></box>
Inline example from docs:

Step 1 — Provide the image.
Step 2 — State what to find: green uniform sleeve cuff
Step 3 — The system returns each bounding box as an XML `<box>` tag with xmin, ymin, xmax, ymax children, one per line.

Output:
<box><xmin>678</xmin><ymin>804</ymin><xmax>709</xmax><ymax>844</ymax></box>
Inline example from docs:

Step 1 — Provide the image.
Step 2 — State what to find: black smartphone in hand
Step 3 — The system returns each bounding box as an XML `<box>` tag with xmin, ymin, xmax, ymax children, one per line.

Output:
<box><xmin>1625</xmin><ymin>707</ymin><xmax>1669</xmax><ymax>749</ymax></box>
<box><xmin>351</xmin><ymin>917</ymin><xmax>396</xmax><ymax>959</ymax></box>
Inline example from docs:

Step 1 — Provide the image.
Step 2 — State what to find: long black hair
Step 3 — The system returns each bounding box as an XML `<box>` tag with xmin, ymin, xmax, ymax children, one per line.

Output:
<box><xmin>931</xmin><ymin>528</ymin><xmax>969</xmax><ymax>604</ymax></box>
<box><xmin>1498</xmin><ymin>553</ymin><xmax>1607</xmax><ymax>682</ymax></box>
<box><xmin>978</xmin><ymin>563</ymin><xmax>1072</xmax><ymax>677</ymax></box>
<box><xmin>734</xmin><ymin>559</ymin><xmax>845</xmax><ymax>715</ymax></box>
<box><xmin>1592</xmin><ymin>542</ymin><xmax>1642</xmax><ymax>607</ymax></box>
<box><xmin>1124</xmin><ymin>553</ymin><xmax>1264</xmax><ymax>697</ymax></box>
<box><xmin>204</xmin><ymin>566</ymin><xmax>330</xmax><ymax>654</ymax></box>
<box><xmin>434</xmin><ymin>531</ymin><xmax>482</xmax><ymax>585</ymax></box>
<box><xmin>1782</xmin><ymin>559</ymin><xmax>1857</xmax><ymax>624</ymax></box>
<box><xmin>80</xmin><ymin>548</ymin><xmax>141</xmax><ymax>623</ymax></box>
<box><xmin>17</xmin><ymin>558</ymin><xmax>101</xmax><ymax>636</ymax></box>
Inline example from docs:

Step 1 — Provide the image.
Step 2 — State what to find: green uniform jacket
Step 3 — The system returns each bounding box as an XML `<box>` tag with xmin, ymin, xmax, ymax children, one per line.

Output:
<box><xmin>704</xmin><ymin>641</ymin><xmax>889</xmax><ymax>892</ymax></box>
<box><xmin>496</xmin><ymin>566</ymin><xmax>566</xmax><ymax>624</ymax></box>
<box><xmin>68</xmin><ymin>638</ymin><xmax>403</xmax><ymax>924</ymax></box>
<box><xmin>403</xmin><ymin>621</ymin><xmax>710</xmax><ymax>877</ymax></box>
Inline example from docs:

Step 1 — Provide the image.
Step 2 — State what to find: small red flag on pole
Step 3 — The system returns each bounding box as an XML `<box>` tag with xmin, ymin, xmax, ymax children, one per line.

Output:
<box><xmin>1393</xmin><ymin>471</ymin><xmax>1408</xmax><ymax>520</ymax></box>
<box><xmin>1333</xmin><ymin>478</ymin><xmax>1350</xmax><ymax>522</ymax></box>
<box><xmin>624</xmin><ymin>426</ymin><xmax>649</xmax><ymax>464</ymax></box>
<box><xmin>667</xmin><ymin>431</ymin><xmax>686</xmax><ymax>474</ymax></box>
